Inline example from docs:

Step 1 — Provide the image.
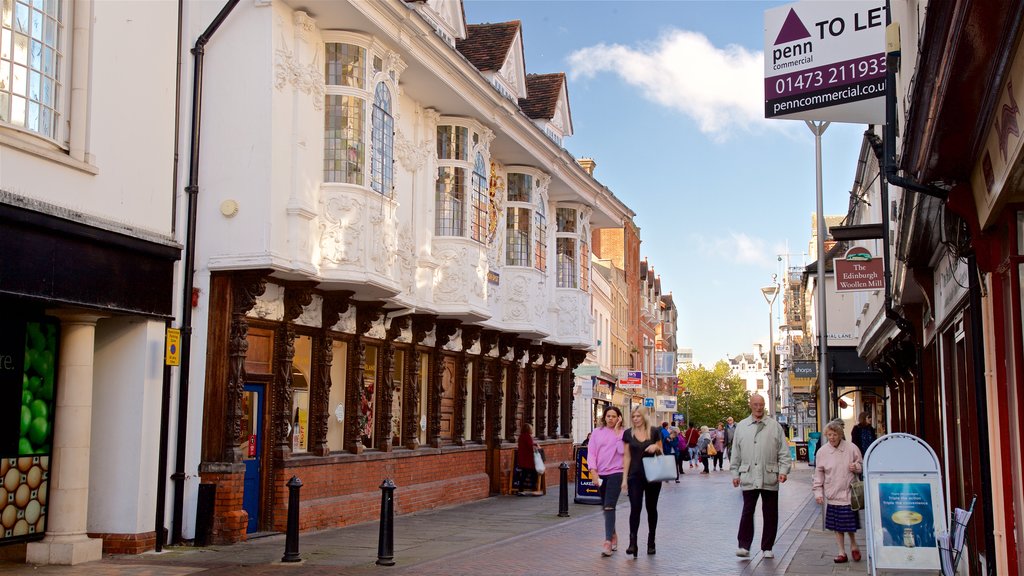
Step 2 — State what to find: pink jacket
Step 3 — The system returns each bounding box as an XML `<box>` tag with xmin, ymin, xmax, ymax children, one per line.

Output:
<box><xmin>588</xmin><ymin>426</ymin><xmax>624</xmax><ymax>476</ymax></box>
<box><xmin>812</xmin><ymin>439</ymin><xmax>863</xmax><ymax>505</ymax></box>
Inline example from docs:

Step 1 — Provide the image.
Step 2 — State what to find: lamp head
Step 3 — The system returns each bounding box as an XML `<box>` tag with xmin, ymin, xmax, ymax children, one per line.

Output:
<box><xmin>761</xmin><ymin>284</ymin><xmax>779</xmax><ymax>304</ymax></box>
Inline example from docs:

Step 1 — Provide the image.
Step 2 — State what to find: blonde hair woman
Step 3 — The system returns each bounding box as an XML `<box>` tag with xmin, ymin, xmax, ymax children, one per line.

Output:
<box><xmin>620</xmin><ymin>407</ymin><xmax>663</xmax><ymax>557</ymax></box>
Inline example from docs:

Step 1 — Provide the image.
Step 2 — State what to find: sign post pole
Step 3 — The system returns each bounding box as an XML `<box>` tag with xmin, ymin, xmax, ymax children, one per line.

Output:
<box><xmin>808</xmin><ymin>119</ymin><xmax>831</xmax><ymax>434</ymax></box>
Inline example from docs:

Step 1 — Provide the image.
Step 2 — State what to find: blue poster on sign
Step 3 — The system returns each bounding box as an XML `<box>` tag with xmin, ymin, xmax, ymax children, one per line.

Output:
<box><xmin>878</xmin><ymin>482</ymin><xmax>936</xmax><ymax>548</ymax></box>
<box><xmin>574</xmin><ymin>447</ymin><xmax>601</xmax><ymax>504</ymax></box>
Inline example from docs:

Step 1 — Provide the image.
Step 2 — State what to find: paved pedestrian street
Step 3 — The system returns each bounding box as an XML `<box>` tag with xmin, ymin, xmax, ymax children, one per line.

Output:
<box><xmin>0</xmin><ymin>464</ymin><xmax>870</xmax><ymax>575</ymax></box>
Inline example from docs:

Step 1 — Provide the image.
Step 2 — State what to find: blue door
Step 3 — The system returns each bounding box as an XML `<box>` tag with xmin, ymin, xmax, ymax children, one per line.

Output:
<box><xmin>241</xmin><ymin>384</ymin><xmax>264</xmax><ymax>533</ymax></box>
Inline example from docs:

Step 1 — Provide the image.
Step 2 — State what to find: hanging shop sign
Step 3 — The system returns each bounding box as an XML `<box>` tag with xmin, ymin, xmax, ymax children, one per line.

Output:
<box><xmin>764</xmin><ymin>1</ymin><xmax>886</xmax><ymax>123</ymax></box>
<box><xmin>618</xmin><ymin>370</ymin><xmax>642</xmax><ymax>389</ymax></box>
<box><xmin>835</xmin><ymin>246</ymin><xmax>884</xmax><ymax>291</ymax></box>
<box><xmin>573</xmin><ymin>364</ymin><xmax>601</xmax><ymax>377</ymax></box>
<box><xmin>1</xmin><ymin>314</ymin><xmax>57</xmax><ymax>544</ymax></box>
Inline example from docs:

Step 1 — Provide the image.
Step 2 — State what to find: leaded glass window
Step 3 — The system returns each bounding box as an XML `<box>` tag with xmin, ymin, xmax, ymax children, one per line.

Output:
<box><xmin>436</xmin><ymin>166</ymin><xmax>464</xmax><ymax>236</ymax></box>
<box><xmin>534</xmin><ymin>208</ymin><xmax>547</xmax><ymax>272</ymax></box>
<box><xmin>556</xmin><ymin>207</ymin><xmax>577</xmax><ymax>233</ymax></box>
<box><xmin>370</xmin><ymin>82</ymin><xmax>393</xmax><ymax>195</ymax></box>
<box><xmin>0</xmin><ymin>0</ymin><xmax>62</xmax><ymax>140</ymax></box>
<box><xmin>437</xmin><ymin>125</ymin><xmax>468</xmax><ymax>160</ymax></box>
<box><xmin>556</xmin><ymin>237</ymin><xmax>577</xmax><ymax>288</ymax></box>
<box><xmin>325</xmin><ymin>43</ymin><xmax>364</xmax><ymax>88</ymax></box>
<box><xmin>324</xmin><ymin>95</ymin><xmax>364</xmax><ymax>184</ymax></box>
<box><xmin>506</xmin><ymin>207</ymin><xmax>531</xmax><ymax>266</ymax></box>
<box><xmin>507</xmin><ymin>173</ymin><xmax>532</xmax><ymax>202</ymax></box>
<box><xmin>470</xmin><ymin>153</ymin><xmax>488</xmax><ymax>242</ymax></box>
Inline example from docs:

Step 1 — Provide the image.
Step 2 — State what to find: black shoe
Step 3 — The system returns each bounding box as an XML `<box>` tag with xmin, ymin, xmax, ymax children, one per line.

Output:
<box><xmin>647</xmin><ymin>541</ymin><xmax>656</xmax><ymax>555</ymax></box>
<box><xmin>626</xmin><ymin>534</ymin><xmax>638</xmax><ymax>558</ymax></box>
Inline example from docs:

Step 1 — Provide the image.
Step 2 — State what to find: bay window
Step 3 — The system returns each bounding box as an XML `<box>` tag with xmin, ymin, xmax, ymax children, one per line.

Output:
<box><xmin>323</xmin><ymin>34</ymin><xmax>400</xmax><ymax>192</ymax></box>
<box><xmin>555</xmin><ymin>205</ymin><xmax>591</xmax><ymax>290</ymax></box>
<box><xmin>435</xmin><ymin>119</ymin><xmax>491</xmax><ymax>243</ymax></box>
<box><xmin>504</xmin><ymin>169</ymin><xmax>549</xmax><ymax>270</ymax></box>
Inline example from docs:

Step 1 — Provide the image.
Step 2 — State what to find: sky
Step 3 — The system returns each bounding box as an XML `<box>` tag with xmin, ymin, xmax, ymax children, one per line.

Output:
<box><xmin>463</xmin><ymin>0</ymin><xmax>866</xmax><ymax>367</ymax></box>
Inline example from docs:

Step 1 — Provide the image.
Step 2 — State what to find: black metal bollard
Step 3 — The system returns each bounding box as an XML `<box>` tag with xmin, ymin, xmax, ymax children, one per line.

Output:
<box><xmin>557</xmin><ymin>462</ymin><xmax>570</xmax><ymax>517</ymax></box>
<box><xmin>376</xmin><ymin>478</ymin><xmax>397</xmax><ymax>566</ymax></box>
<box><xmin>281</xmin><ymin>476</ymin><xmax>302</xmax><ymax>563</ymax></box>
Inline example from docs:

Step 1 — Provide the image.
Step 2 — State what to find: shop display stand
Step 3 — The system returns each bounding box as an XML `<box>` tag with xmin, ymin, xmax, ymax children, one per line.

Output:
<box><xmin>938</xmin><ymin>496</ymin><xmax>975</xmax><ymax>576</ymax></box>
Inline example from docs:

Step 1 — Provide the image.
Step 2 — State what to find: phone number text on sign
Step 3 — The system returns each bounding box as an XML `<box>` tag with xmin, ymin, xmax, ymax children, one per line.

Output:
<box><xmin>766</xmin><ymin>53</ymin><xmax>885</xmax><ymax>100</ymax></box>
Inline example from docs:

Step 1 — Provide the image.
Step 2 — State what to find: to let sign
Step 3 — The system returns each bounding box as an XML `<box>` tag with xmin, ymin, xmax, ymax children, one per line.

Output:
<box><xmin>765</xmin><ymin>1</ymin><xmax>886</xmax><ymax>123</ymax></box>
<box><xmin>619</xmin><ymin>370</ymin><xmax>642</xmax><ymax>389</ymax></box>
<box><xmin>835</xmin><ymin>246</ymin><xmax>884</xmax><ymax>292</ymax></box>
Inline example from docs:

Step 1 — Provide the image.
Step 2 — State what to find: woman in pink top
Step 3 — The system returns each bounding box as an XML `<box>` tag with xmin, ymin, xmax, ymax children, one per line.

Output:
<box><xmin>813</xmin><ymin>419</ymin><xmax>864</xmax><ymax>563</ymax></box>
<box><xmin>589</xmin><ymin>406</ymin><xmax>625</xmax><ymax>557</ymax></box>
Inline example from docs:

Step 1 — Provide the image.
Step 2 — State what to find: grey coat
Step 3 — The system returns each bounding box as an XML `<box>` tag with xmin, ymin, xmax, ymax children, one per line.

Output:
<box><xmin>729</xmin><ymin>415</ymin><xmax>792</xmax><ymax>491</ymax></box>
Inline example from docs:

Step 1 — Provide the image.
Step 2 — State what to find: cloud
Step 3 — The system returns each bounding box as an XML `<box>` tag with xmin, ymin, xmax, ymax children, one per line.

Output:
<box><xmin>567</xmin><ymin>30</ymin><xmax>774</xmax><ymax>138</ymax></box>
<box><xmin>692</xmin><ymin>232</ymin><xmax>782</xmax><ymax>267</ymax></box>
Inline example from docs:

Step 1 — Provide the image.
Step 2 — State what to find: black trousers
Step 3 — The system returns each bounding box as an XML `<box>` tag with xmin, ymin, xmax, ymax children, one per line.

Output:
<box><xmin>737</xmin><ymin>489</ymin><xmax>779</xmax><ymax>551</ymax></box>
<box><xmin>627</xmin><ymin>474</ymin><xmax>662</xmax><ymax>538</ymax></box>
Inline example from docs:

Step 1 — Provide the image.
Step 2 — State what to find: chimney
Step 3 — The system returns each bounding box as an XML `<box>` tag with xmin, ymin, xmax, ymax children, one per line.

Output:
<box><xmin>577</xmin><ymin>157</ymin><xmax>596</xmax><ymax>176</ymax></box>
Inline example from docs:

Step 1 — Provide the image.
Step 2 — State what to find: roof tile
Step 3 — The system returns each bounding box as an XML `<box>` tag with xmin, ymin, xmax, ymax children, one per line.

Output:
<box><xmin>456</xmin><ymin>21</ymin><xmax>520</xmax><ymax>71</ymax></box>
<box><xmin>518</xmin><ymin>73</ymin><xmax>565</xmax><ymax>120</ymax></box>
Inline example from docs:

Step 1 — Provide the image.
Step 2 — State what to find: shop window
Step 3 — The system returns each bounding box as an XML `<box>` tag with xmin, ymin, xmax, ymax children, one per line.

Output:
<box><xmin>361</xmin><ymin>345</ymin><xmax>378</xmax><ymax>448</ymax></box>
<box><xmin>418</xmin><ymin>352</ymin><xmax>430</xmax><ymax>446</ymax></box>
<box><xmin>326</xmin><ymin>340</ymin><xmax>347</xmax><ymax>452</ymax></box>
<box><xmin>464</xmin><ymin>359</ymin><xmax>474</xmax><ymax>440</ymax></box>
<box><xmin>390</xmin><ymin>349</ymin><xmax>405</xmax><ymax>446</ymax></box>
<box><xmin>291</xmin><ymin>335</ymin><xmax>313</xmax><ymax>453</ymax></box>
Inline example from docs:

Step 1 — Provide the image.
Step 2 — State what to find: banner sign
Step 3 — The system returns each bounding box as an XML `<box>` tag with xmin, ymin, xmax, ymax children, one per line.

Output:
<box><xmin>574</xmin><ymin>447</ymin><xmax>601</xmax><ymax>504</ymax></box>
<box><xmin>764</xmin><ymin>1</ymin><xmax>886</xmax><ymax>123</ymax></box>
<box><xmin>656</xmin><ymin>396</ymin><xmax>677</xmax><ymax>411</ymax></box>
<box><xmin>618</xmin><ymin>370</ymin><xmax>642</xmax><ymax>389</ymax></box>
<box><xmin>573</xmin><ymin>364</ymin><xmax>601</xmax><ymax>377</ymax></box>
<box><xmin>792</xmin><ymin>361</ymin><xmax>817</xmax><ymax>379</ymax></box>
<box><xmin>834</xmin><ymin>246</ymin><xmax>884</xmax><ymax>292</ymax></box>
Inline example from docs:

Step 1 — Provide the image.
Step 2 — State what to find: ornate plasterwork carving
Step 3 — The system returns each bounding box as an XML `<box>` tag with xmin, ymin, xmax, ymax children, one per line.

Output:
<box><xmin>396</xmin><ymin>225</ymin><xmax>416</xmax><ymax>295</ymax></box>
<box><xmin>478</xmin><ymin>126</ymin><xmax>495</xmax><ymax>156</ymax></box>
<box><xmin>503</xmin><ymin>273</ymin><xmax>531</xmax><ymax>322</ymax></box>
<box><xmin>295</xmin><ymin>293</ymin><xmax>323</xmax><ymax>328</ymax></box>
<box><xmin>319</xmin><ymin>193</ymin><xmax>364</xmax><ymax>267</ymax></box>
<box><xmin>536</xmin><ymin>173</ymin><xmax>551</xmax><ymax>198</ymax></box>
<box><xmin>395</xmin><ymin>127</ymin><xmax>432</xmax><ymax>172</ymax></box>
<box><xmin>248</xmin><ymin>282</ymin><xmax>285</xmax><ymax>320</ymax></box>
<box><xmin>370</xmin><ymin>211</ymin><xmax>398</xmax><ymax>276</ymax></box>
<box><xmin>384</xmin><ymin>49</ymin><xmax>407</xmax><ymax>84</ymax></box>
<box><xmin>332</xmin><ymin>306</ymin><xmax>357</xmax><ymax>333</ymax></box>
<box><xmin>556</xmin><ymin>295</ymin><xmax>579</xmax><ymax>337</ymax></box>
<box><xmin>274</xmin><ymin>17</ymin><xmax>324</xmax><ymax>111</ymax></box>
<box><xmin>434</xmin><ymin>247</ymin><xmax>470</xmax><ymax>303</ymax></box>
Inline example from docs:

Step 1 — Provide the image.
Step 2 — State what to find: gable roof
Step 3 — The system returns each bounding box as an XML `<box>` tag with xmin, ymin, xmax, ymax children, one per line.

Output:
<box><xmin>456</xmin><ymin>21</ymin><xmax>521</xmax><ymax>71</ymax></box>
<box><xmin>519</xmin><ymin>73</ymin><xmax>565</xmax><ymax>120</ymax></box>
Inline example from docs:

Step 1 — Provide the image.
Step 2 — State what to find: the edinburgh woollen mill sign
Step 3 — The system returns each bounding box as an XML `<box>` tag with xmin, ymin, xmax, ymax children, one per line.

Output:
<box><xmin>835</xmin><ymin>246</ymin><xmax>884</xmax><ymax>292</ymax></box>
<box><xmin>764</xmin><ymin>1</ymin><xmax>886</xmax><ymax>123</ymax></box>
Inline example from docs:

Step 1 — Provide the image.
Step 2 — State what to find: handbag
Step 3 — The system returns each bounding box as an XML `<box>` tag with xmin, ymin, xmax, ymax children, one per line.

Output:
<box><xmin>849</xmin><ymin>479</ymin><xmax>865</xmax><ymax>511</ymax></box>
<box><xmin>707</xmin><ymin>444</ymin><xmax>718</xmax><ymax>457</ymax></box>
<box><xmin>642</xmin><ymin>454</ymin><xmax>676</xmax><ymax>482</ymax></box>
<box><xmin>533</xmin><ymin>449</ymin><xmax>546</xmax><ymax>475</ymax></box>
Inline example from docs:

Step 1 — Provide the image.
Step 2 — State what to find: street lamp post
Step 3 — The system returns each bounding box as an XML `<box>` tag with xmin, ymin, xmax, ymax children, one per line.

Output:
<box><xmin>761</xmin><ymin>277</ymin><xmax>780</xmax><ymax>417</ymax></box>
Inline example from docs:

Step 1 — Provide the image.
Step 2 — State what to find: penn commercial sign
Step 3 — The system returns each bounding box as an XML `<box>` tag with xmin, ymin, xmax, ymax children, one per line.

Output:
<box><xmin>764</xmin><ymin>1</ymin><xmax>886</xmax><ymax>123</ymax></box>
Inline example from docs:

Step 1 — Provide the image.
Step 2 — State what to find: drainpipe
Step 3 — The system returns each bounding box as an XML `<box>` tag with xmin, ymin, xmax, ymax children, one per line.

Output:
<box><xmin>171</xmin><ymin>0</ymin><xmax>240</xmax><ymax>545</ymax></box>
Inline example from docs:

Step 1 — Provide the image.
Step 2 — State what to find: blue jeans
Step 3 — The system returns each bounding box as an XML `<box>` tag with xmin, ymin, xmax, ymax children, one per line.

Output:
<box><xmin>598</xmin><ymin>472</ymin><xmax>623</xmax><ymax>540</ymax></box>
<box><xmin>688</xmin><ymin>446</ymin><xmax>699</xmax><ymax>462</ymax></box>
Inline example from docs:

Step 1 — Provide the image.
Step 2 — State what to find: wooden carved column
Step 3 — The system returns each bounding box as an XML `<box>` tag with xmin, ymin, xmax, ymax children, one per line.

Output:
<box><xmin>492</xmin><ymin>334</ymin><xmax>513</xmax><ymax>442</ymax></box>
<box><xmin>524</xmin><ymin>346</ymin><xmax>540</xmax><ymax>431</ymax></box>
<box><xmin>431</xmin><ymin>319</ymin><xmax>460</xmax><ymax>448</ymax></box>
<box><xmin>403</xmin><ymin>315</ymin><xmax>434</xmax><ymax>449</ymax></box>
<box><xmin>456</xmin><ymin>326</ymin><xmax>481</xmax><ymax>446</ymax></box>
<box><xmin>345</xmin><ymin>302</ymin><xmax>382</xmax><ymax>454</ymax></box>
<box><xmin>501</xmin><ymin>334</ymin><xmax>522</xmax><ymax>443</ymax></box>
<box><xmin>565</xmin><ymin>349</ymin><xmax>587</xmax><ymax>440</ymax></box>
<box><xmin>310</xmin><ymin>291</ymin><xmax>353</xmax><ymax>456</ymax></box>
<box><xmin>223</xmin><ymin>272</ymin><xmax>268</xmax><ymax>462</ymax></box>
<box><xmin>535</xmin><ymin>347</ymin><xmax>550</xmax><ymax>440</ymax></box>
<box><xmin>505</xmin><ymin>340</ymin><xmax>528</xmax><ymax>443</ymax></box>
<box><xmin>273</xmin><ymin>284</ymin><xmax>314</xmax><ymax>459</ymax></box>
<box><xmin>475</xmin><ymin>330</ymin><xmax>499</xmax><ymax>443</ymax></box>
<box><xmin>376</xmin><ymin>315</ymin><xmax>409</xmax><ymax>452</ymax></box>
<box><xmin>548</xmin><ymin>348</ymin><xmax>562</xmax><ymax>439</ymax></box>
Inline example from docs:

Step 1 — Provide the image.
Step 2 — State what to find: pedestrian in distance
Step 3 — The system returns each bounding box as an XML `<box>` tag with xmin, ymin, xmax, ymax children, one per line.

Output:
<box><xmin>850</xmin><ymin>411</ymin><xmax>877</xmax><ymax>460</ymax></box>
<box><xmin>674</xmin><ymin>424</ymin><xmax>687</xmax><ymax>475</ymax></box>
<box><xmin>621</xmin><ymin>407</ymin><xmax>664</xmax><ymax>557</ymax></box>
<box><xmin>516</xmin><ymin>423</ymin><xmax>542</xmax><ymax>496</ymax></box>
<box><xmin>724</xmin><ymin>416</ymin><xmax>737</xmax><ymax>461</ymax></box>
<box><xmin>589</xmin><ymin>406</ymin><xmax>625</xmax><ymax>557</ymax></box>
<box><xmin>730</xmin><ymin>393</ymin><xmax>792</xmax><ymax>559</ymax></box>
<box><xmin>660</xmin><ymin>422</ymin><xmax>679</xmax><ymax>483</ymax></box>
<box><xmin>686</xmin><ymin>422</ymin><xmax>700</xmax><ymax>467</ymax></box>
<box><xmin>712</xmin><ymin>421</ymin><xmax>727</xmax><ymax>471</ymax></box>
<box><xmin>697</xmin><ymin>425</ymin><xmax>712</xmax><ymax>474</ymax></box>
<box><xmin>812</xmin><ymin>419</ymin><xmax>864</xmax><ymax>563</ymax></box>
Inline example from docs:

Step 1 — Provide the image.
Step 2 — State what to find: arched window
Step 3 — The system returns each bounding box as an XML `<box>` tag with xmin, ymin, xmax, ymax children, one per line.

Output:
<box><xmin>470</xmin><ymin>153</ymin><xmax>488</xmax><ymax>242</ymax></box>
<box><xmin>370</xmin><ymin>83</ymin><xmax>394</xmax><ymax>195</ymax></box>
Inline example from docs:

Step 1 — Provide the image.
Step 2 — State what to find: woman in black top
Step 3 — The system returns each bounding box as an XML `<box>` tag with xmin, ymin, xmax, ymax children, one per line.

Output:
<box><xmin>620</xmin><ymin>407</ymin><xmax>663</xmax><ymax>557</ymax></box>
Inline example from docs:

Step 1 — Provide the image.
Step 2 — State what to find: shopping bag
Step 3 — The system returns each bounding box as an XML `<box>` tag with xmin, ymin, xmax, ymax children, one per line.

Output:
<box><xmin>533</xmin><ymin>449</ymin><xmax>546</xmax><ymax>475</ymax></box>
<box><xmin>641</xmin><ymin>455</ymin><xmax>676</xmax><ymax>482</ymax></box>
<box><xmin>850</xmin><ymin>479</ymin><xmax>865</xmax><ymax>511</ymax></box>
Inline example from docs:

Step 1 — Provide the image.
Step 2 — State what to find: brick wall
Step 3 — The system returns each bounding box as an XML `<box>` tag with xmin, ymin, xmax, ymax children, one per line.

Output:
<box><xmin>89</xmin><ymin>531</ymin><xmax>156</xmax><ymax>554</ymax></box>
<box><xmin>201</xmin><ymin>467</ymin><xmax>248</xmax><ymax>545</ymax></box>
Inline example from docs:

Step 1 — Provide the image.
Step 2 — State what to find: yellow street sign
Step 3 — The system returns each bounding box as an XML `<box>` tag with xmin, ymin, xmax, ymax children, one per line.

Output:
<box><xmin>166</xmin><ymin>328</ymin><xmax>181</xmax><ymax>366</ymax></box>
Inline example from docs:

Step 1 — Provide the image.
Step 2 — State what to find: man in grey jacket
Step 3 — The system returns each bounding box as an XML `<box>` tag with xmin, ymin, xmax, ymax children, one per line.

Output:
<box><xmin>730</xmin><ymin>393</ymin><xmax>791</xmax><ymax>559</ymax></box>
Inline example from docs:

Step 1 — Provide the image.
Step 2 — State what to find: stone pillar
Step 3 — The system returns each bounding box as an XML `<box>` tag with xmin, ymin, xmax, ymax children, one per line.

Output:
<box><xmin>27</xmin><ymin>312</ymin><xmax>105</xmax><ymax>565</ymax></box>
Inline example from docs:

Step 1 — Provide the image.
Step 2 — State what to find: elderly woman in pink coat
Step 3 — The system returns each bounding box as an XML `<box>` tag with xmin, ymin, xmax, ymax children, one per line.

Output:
<box><xmin>812</xmin><ymin>419</ymin><xmax>864</xmax><ymax>564</ymax></box>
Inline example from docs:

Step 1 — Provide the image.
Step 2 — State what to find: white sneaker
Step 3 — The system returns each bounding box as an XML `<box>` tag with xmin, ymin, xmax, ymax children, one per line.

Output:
<box><xmin>736</xmin><ymin>548</ymin><xmax>750</xmax><ymax>557</ymax></box>
<box><xmin>763</xmin><ymin>550</ymin><xmax>774</xmax><ymax>558</ymax></box>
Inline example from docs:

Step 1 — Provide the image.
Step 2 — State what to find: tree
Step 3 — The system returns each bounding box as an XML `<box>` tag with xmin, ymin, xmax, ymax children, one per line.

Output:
<box><xmin>677</xmin><ymin>361</ymin><xmax>750</xmax><ymax>428</ymax></box>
